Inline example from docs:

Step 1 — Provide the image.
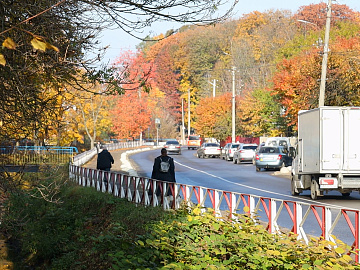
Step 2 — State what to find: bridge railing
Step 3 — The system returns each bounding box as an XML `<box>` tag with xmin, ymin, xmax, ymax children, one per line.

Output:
<box><xmin>0</xmin><ymin>146</ymin><xmax>78</xmax><ymax>166</ymax></box>
<box><xmin>69</xmin><ymin>164</ymin><xmax>360</xmax><ymax>263</ymax></box>
<box><xmin>71</xmin><ymin>141</ymin><xmax>144</xmax><ymax>167</ymax></box>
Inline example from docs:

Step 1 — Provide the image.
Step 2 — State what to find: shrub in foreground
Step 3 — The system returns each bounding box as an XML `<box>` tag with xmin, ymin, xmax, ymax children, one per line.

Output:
<box><xmin>113</xmin><ymin>206</ymin><xmax>359</xmax><ymax>270</ymax></box>
<box><xmin>1</xmin><ymin>177</ymin><xmax>359</xmax><ymax>269</ymax></box>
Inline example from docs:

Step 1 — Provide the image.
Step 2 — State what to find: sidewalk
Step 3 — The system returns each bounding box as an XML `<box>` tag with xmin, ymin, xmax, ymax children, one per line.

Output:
<box><xmin>82</xmin><ymin>146</ymin><xmax>157</xmax><ymax>176</ymax></box>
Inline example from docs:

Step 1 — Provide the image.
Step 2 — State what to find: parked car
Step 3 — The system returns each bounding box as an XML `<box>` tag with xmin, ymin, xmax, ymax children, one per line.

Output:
<box><xmin>222</xmin><ymin>143</ymin><xmax>240</xmax><ymax>161</ymax></box>
<box><xmin>233</xmin><ymin>144</ymin><xmax>258</xmax><ymax>164</ymax></box>
<box><xmin>220</xmin><ymin>143</ymin><xmax>231</xmax><ymax>160</ymax></box>
<box><xmin>255</xmin><ymin>146</ymin><xmax>292</xmax><ymax>171</ymax></box>
<box><xmin>252</xmin><ymin>142</ymin><xmax>265</xmax><ymax>165</ymax></box>
<box><xmin>164</xmin><ymin>140</ymin><xmax>181</xmax><ymax>155</ymax></box>
<box><xmin>197</xmin><ymin>143</ymin><xmax>221</xmax><ymax>158</ymax></box>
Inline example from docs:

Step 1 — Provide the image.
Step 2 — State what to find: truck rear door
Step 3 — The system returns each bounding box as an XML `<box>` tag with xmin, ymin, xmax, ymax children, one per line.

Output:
<box><xmin>343</xmin><ymin>108</ymin><xmax>360</xmax><ymax>171</ymax></box>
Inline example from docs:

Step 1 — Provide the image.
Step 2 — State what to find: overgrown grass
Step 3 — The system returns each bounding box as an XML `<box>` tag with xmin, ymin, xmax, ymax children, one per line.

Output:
<box><xmin>0</xmin><ymin>170</ymin><xmax>359</xmax><ymax>269</ymax></box>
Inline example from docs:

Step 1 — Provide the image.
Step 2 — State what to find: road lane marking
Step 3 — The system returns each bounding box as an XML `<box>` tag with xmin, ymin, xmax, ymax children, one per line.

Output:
<box><xmin>174</xmin><ymin>160</ymin><xmax>359</xmax><ymax>210</ymax></box>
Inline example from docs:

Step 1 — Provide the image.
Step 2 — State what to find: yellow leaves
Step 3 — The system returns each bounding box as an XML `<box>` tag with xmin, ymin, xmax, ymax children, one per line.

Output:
<box><xmin>31</xmin><ymin>36</ymin><xmax>59</xmax><ymax>52</ymax></box>
<box><xmin>1</xmin><ymin>37</ymin><xmax>17</xmax><ymax>66</ymax></box>
<box><xmin>1</xmin><ymin>36</ymin><xmax>58</xmax><ymax>66</ymax></box>
<box><xmin>3</xmin><ymin>37</ymin><xmax>16</xmax><ymax>49</ymax></box>
<box><xmin>0</xmin><ymin>54</ymin><xmax>5</xmax><ymax>66</ymax></box>
<box><xmin>193</xmin><ymin>207</ymin><xmax>201</xmax><ymax>216</ymax></box>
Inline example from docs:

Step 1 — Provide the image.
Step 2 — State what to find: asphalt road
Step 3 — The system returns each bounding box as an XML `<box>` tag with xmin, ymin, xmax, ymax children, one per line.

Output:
<box><xmin>130</xmin><ymin>147</ymin><xmax>360</xmax><ymax>210</ymax></box>
<box><xmin>127</xmin><ymin>146</ymin><xmax>360</xmax><ymax>246</ymax></box>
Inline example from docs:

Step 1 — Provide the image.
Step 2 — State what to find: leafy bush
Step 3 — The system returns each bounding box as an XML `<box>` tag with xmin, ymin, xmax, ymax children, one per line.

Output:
<box><xmin>1</xmin><ymin>174</ymin><xmax>359</xmax><ymax>270</ymax></box>
<box><xmin>115</xmin><ymin>206</ymin><xmax>359</xmax><ymax>270</ymax></box>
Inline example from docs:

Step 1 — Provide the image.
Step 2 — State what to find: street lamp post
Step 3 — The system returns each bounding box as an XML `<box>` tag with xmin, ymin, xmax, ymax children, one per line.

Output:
<box><xmin>232</xmin><ymin>66</ymin><xmax>236</xmax><ymax>143</ymax></box>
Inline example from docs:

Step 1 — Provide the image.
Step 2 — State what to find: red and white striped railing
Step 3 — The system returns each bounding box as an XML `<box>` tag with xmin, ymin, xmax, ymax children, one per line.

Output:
<box><xmin>69</xmin><ymin>164</ymin><xmax>360</xmax><ymax>262</ymax></box>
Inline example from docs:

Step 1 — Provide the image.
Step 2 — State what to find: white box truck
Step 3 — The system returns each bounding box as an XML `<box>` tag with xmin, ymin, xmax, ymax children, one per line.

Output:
<box><xmin>291</xmin><ymin>107</ymin><xmax>360</xmax><ymax>199</ymax></box>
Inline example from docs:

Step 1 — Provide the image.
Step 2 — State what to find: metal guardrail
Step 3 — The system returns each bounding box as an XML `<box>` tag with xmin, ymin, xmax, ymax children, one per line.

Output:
<box><xmin>71</xmin><ymin>141</ymin><xmax>144</xmax><ymax>167</ymax></box>
<box><xmin>0</xmin><ymin>146</ymin><xmax>78</xmax><ymax>166</ymax></box>
<box><xmin>69</xmin><ymin>164</ymin><xmax>360</xmax><ymax>263</ymax></box>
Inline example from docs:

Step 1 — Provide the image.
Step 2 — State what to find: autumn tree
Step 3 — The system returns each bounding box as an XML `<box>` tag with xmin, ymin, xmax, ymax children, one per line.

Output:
<box><xmin>239</xmin><ymin>88</ymin><xmax>285</xmax><ymax>137</ymax></box>
<box><xmin>111</xmin><ymin>92</ymin><xmax>151</xmax><ymax>140</ymax></box>
<box><xmin>193</xmin><ymin>93</ymin><xmax>233</xmax><ymax>141</ymax></box>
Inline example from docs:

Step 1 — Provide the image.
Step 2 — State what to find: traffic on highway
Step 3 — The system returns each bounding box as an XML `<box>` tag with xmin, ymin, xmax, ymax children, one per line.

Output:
<box><xmin>130</xmin><ymin>145</ymin><xmax>360</xmax><ymax>211</ymax></box>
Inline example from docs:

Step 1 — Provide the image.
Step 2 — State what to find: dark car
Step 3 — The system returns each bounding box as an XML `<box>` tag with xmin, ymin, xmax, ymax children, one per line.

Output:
<box><xmin>255</xmin><ymin>146</ymin><xmax>292</xmax><ymax>171</ymax></box>
<box><xmin>164</xmin><ymin>140</ymin><xmax>181</xmax><ymax>155</ymax></box>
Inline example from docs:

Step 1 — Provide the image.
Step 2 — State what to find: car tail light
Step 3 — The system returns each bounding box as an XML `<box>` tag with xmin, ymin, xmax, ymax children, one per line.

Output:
<box><xmin>256</xmin><ymin>154</ymin><xmax>259</xmax><ymax>160</ymax></box>
<box><xmin>277</xmin><ymin>154</ymin><xmax>282</xmax><ymax>160</ymax></box>
<box><xmin>229</xmin><ymin>149</ymin><xmax>232</xmax><ymax>153</ymax></box>
<box><xmin>176</xmin><ymin>146</ymin><xmax>180</xmax><ymax>148</ymax></box>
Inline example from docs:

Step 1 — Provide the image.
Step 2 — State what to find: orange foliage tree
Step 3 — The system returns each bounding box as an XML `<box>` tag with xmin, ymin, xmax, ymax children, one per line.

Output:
<box><xmin>193</xmin><ymin>93</ymin><xmax>232</xmax><ymax>141</ymax></box>
<box><xmin>294</xmin><ymin>3</ymin><xmax>360</xmax><ymax>29</ymax></box>
<box><xmin>110</xmin><ymin>92</ymin><xmax>151</xmax><ymax>139</ymax></box>
<box><xmin>272</xmin><ymin>36</ymin><xmax>360</xmax><ymax>128</ymax></box>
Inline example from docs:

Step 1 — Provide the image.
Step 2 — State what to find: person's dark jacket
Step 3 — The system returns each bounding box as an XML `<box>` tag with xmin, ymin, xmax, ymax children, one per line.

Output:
<box><xmin>151</xmin><ymin>155</ymin><xmax>175</xmax><ymax>182</ymax></box>
<box><xmin>96</xmin><ymin>149</ymin><xmax>114</xmax><ymax>170</ymax></box>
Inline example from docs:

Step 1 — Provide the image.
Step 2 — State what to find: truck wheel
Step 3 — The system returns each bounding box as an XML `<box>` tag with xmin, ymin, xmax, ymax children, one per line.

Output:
<box><xmin>291</xmin><ymin>176</ymin><xmax>300</xmax><ymax>196</ymax></box>
<box><xmin>310</xmin><ymin>179</ymin><xmax>319</xmax><ymax>200</ymax></box>
<box><xmin>342</xmin><ymin>192</ymin><xmax>350</xmax><ymax>197</ymax></box>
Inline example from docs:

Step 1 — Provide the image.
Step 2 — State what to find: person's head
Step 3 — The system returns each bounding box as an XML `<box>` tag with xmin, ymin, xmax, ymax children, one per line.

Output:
<box><xmin>161</xmin><ymin>148</ymin><xmax>167</xmax><ymax>156</ymax></box>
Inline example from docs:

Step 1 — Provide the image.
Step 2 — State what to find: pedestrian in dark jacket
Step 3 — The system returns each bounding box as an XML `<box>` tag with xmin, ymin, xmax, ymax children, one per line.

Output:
<box><xmin>96</xmin><ymin>147</ymin><xmax>114</xmax><ymax>171</ymax></box>
<box><xmin>151</xmin><ymin>148</ymin><xmax>176</xmax><ymax>196</ymax></box>
<box><xmin>151</xmin><ymin>148</ymin><xmax>176</xmax><ymax>182</ymax></box>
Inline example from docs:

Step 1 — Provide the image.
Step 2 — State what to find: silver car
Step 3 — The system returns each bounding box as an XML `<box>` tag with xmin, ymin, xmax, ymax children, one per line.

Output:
<box><xmin>197</xmin><ymin>143</ymin><xmax>221</xmax><ymax>158</ymax></box>
<box><xmin>164</xmin><ymin>140</ymin><xmax>181</xmax><ymax>155</ymax></box>
<box><xmin>233</xmin><ymin>144</ymin><xmax>258</xmax><ymax>164</ymax></box>
<box><xmin>222</xmin><ymin>143</ymin><xmax>240</xmax><ymax>161</ymax></box>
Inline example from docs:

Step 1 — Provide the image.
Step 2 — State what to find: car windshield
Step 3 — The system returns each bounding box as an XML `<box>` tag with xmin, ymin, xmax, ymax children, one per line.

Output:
<box><xmin>231</xmin><ymin>144</ymin><xmax>239</xmax><ymax>148</ymax></box>
<box><xmin>259</xmin><ymin>147</ymin><xmax>279</xmax><ymax>154</ymax></box>
<box><xmin>189</xmin><ymin>136</ymin><xmax>200</xmax><ymax>140</ymax></box>
<box><xmin>167</xmin><ymin>141</ymin><xmax>179</xmax><ymax>145</ymax></box>
<box><xmin>206</xmin><ymin>143</ymin><xmax>219</xmax><ymax>147</ymax></box>
<box><xmin>243</xmin><ymin>145</ymin><xmax>257</xmax><ymax>150</ymax></box>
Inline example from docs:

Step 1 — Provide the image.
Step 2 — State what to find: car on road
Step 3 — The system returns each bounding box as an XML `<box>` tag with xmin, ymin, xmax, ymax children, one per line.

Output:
<box><xmin>233</xmin><ymin>143</ymin><xmax>258</xmax><ymax>164</ymax></box>
<box><xmin>220</xmin><ymin>143</ymin><xmax>231</xmax><ymax>160</ymax></box>
<box><xmin>255</xmin><ymin>146</ymin><xmax>292</xmax><ymax>171</ymax></box>
<box><xmin>221</xmin><ymin>143</ymin><xmax>240</xmax><ymax>161</ymax></box>
<box><xmin>164</xmin><ymin>140</ymin><xmax>181</xmax><ymax>155</ymax></box>
<box><xmin>187</xmin><ymin>135</ymin><xmax>201</xmax><ymax>150</ymax></box>
<box><xmin>197</xmin><ymin>143</ymin><xmax>221</xmax><ymax>158</ymax></box>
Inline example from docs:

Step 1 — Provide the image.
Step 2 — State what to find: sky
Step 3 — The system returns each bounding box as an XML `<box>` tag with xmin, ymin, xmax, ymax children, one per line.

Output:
<box><xmin>95</xmin><ymin>0</ymin><xmax>360</xmax><ymax>66</ymax></box>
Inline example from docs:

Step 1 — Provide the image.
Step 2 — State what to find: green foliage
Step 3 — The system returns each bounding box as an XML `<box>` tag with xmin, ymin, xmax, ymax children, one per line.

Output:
<box><xmin>1</xmin><ymin>177</ymin><xmax>359</xmax><ymax>269</ymax></box>
<box><xmin>125</xmin><ymin>206</ymin><xmax>359</xmax><ymax>269</ymax></box>
<box><xmin>1</xmin><ymin>176</ymin><xmax>170</xmax><ymax>269</ymax></box>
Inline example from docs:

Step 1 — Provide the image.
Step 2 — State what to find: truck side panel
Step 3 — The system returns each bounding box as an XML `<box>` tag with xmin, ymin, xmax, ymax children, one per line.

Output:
<box><xmin>321</xmin><ymin>108</ymin><xmax>342</xmax><ymax>171</ymax></box>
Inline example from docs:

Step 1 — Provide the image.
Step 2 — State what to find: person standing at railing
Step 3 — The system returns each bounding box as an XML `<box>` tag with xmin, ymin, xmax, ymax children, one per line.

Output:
<box><xmin>151</xmin><ymin>148</ymin><xmax>176</xmax><ymax>196</ymax></box>
<box><xmin>96</xmin><ymin>146</ymin><xmax>114</xmax><ymax>171</ymax></box>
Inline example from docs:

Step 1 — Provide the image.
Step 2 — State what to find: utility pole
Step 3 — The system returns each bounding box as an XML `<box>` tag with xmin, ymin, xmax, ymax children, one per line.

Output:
<box><xmin>208</xmin><ymin>79</ymin><xmax>216</xmax><ymax>97</ymax></box>
<box><xmin>181</xmin><ymin>99</ymin><xmax>185</xmax><ymax>145</ymax></box>
<box><xmin>232</xmin><ymin>66</ymin><xmax>236</xmax><ymax>143</ymax></box>
<box><xmin>188</xmin><ymin>89</ymin><xmax>191</xmax><ymax>137</ymax></box>
<box><xmin>319</xmin><ymin>0</ymin><xmax>332</xmax><ymax>107</ymax></box>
